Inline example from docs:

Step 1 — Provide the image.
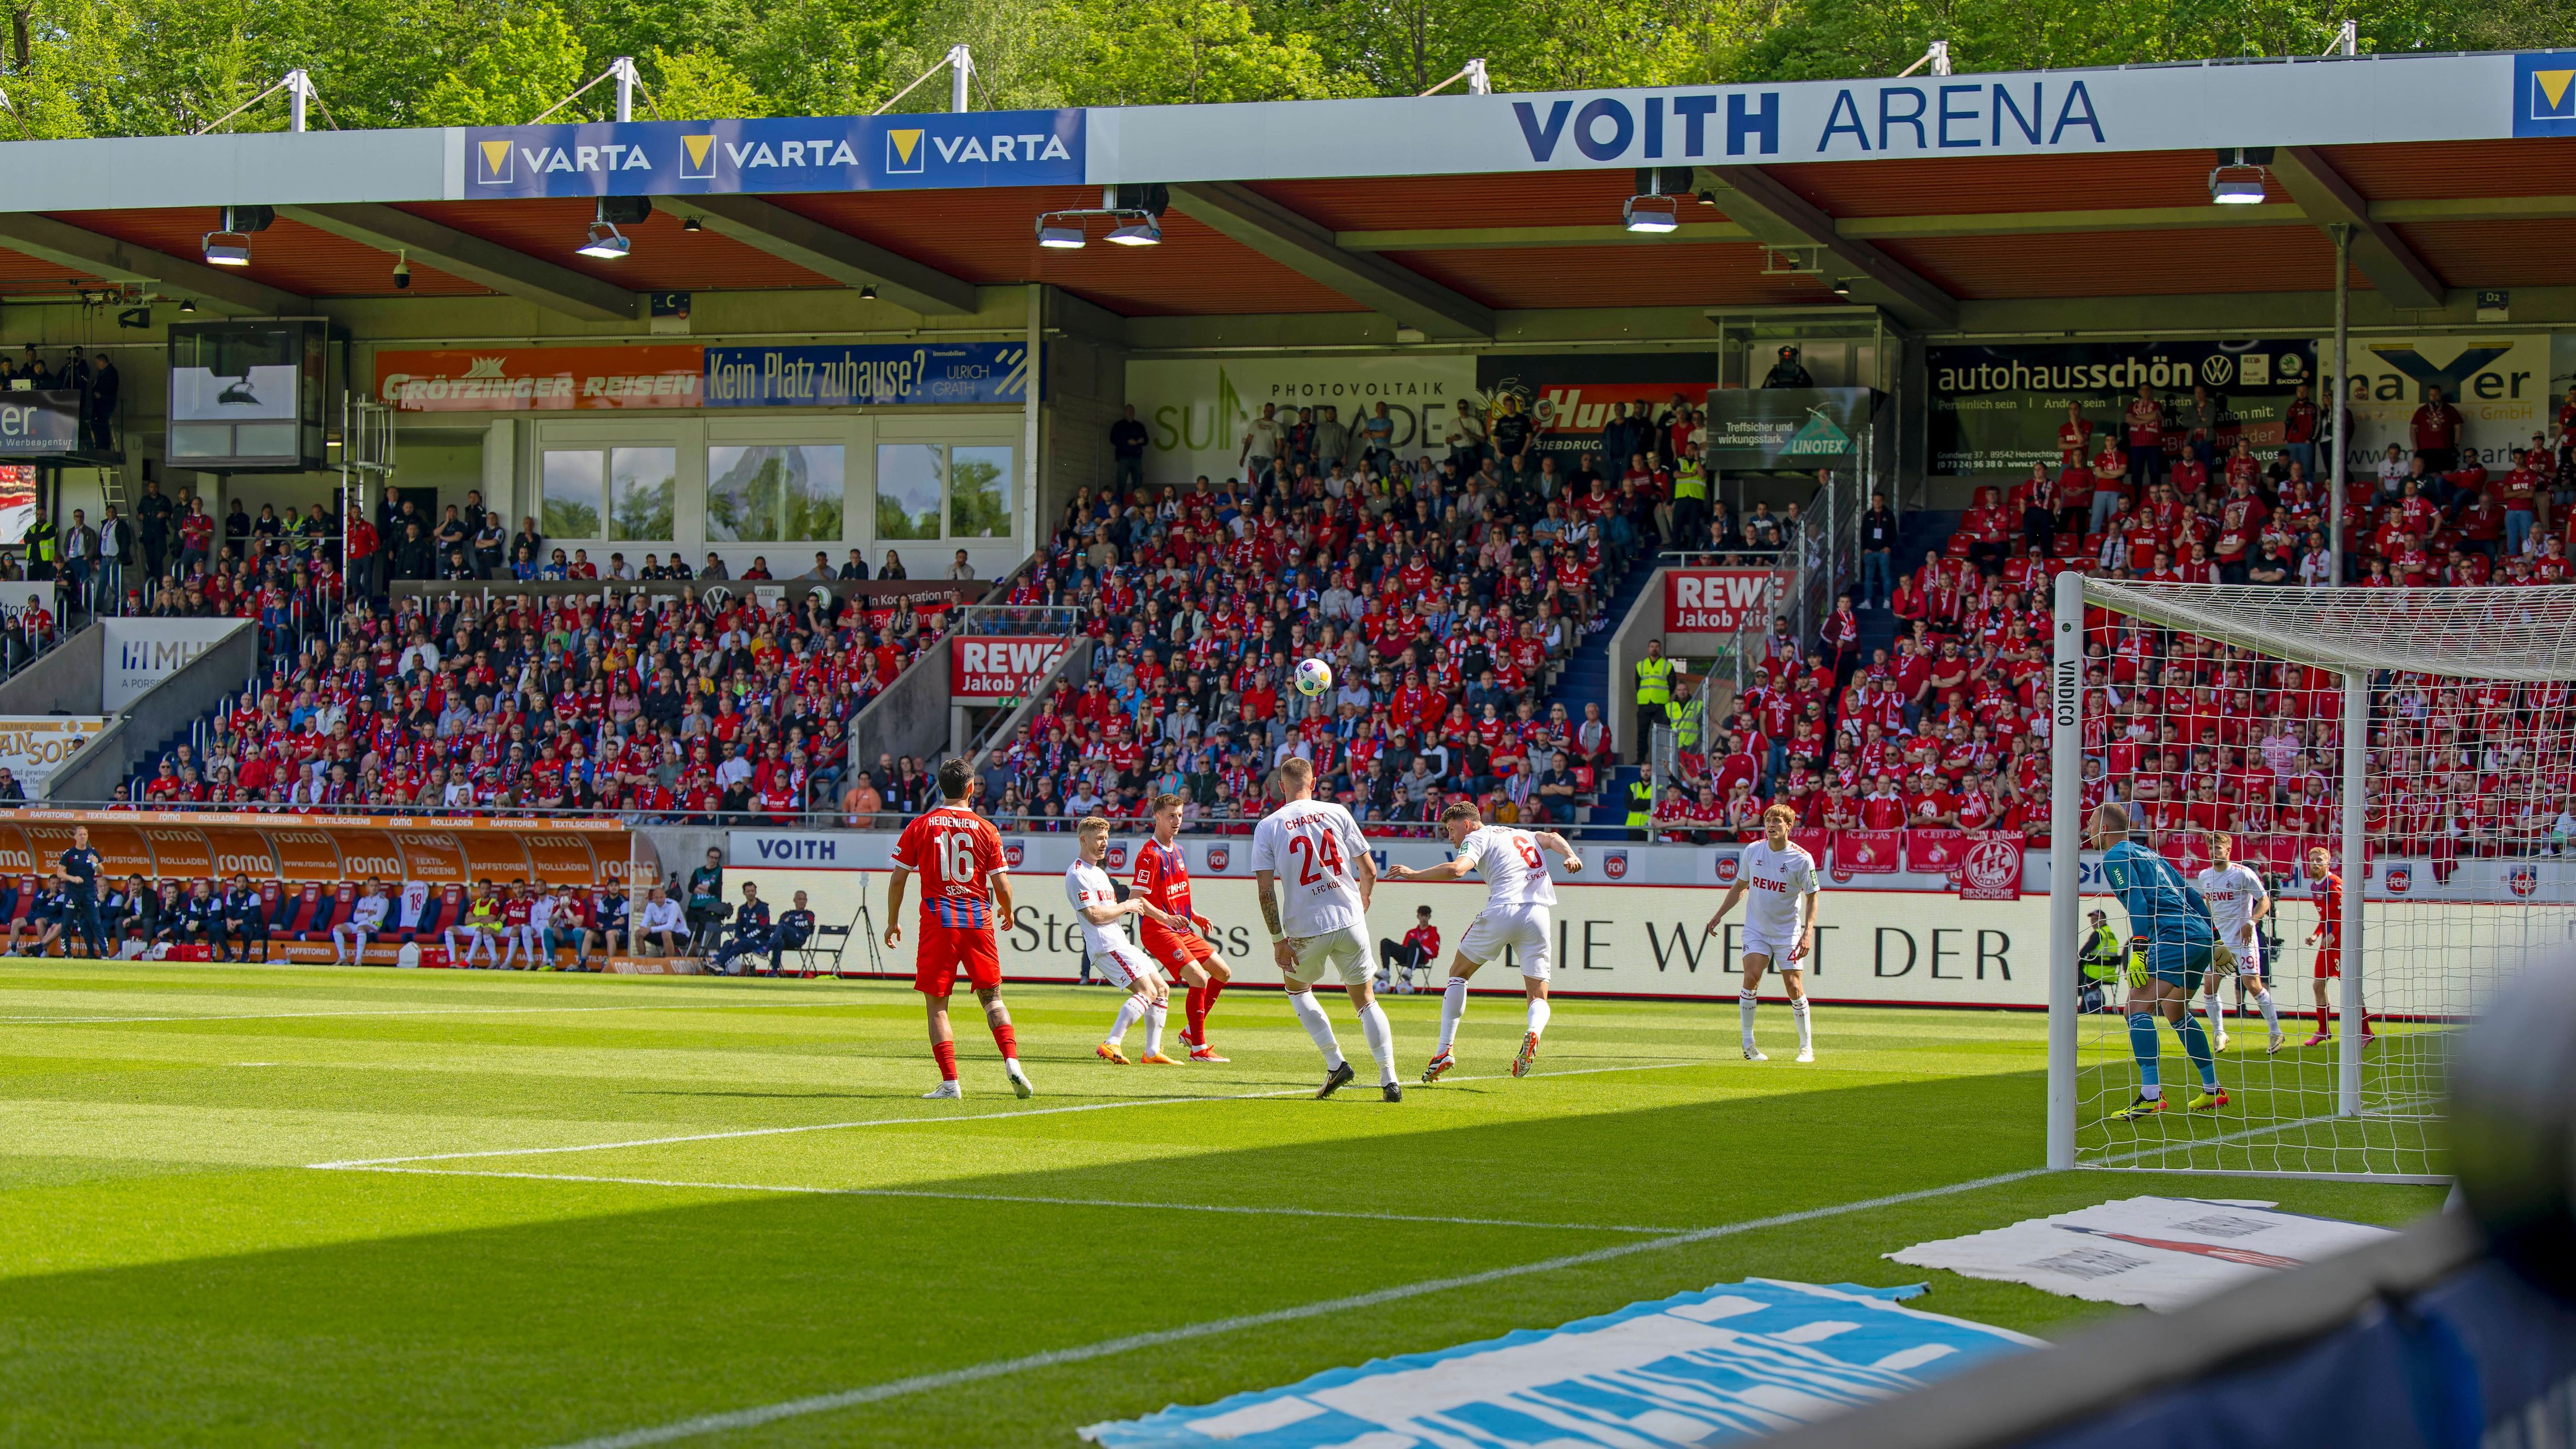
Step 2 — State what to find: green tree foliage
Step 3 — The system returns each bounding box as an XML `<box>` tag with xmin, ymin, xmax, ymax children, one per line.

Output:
<box><xmin>2</xmin><ymin>0</ymin><xmax>2569</xmax><ymax>140</ymax></box>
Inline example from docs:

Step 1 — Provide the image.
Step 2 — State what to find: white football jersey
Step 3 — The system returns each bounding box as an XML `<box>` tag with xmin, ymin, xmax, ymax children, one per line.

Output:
<box><xmin>2193</xmin><ymin>862</ymin><xmax>2268</xmax><ymax>950</ymax></box>
<box><xmin>1739</xmin><ymin>840</ymin><xmax>1820</xmax><ymax>939</ymax></box>
<box><xmin>1064</xmin><ymin>860</ymin><xmax>1136</xmax><ymax>957</ymax></box>
<box><xmin>1250</xmin><ymin>798</ymin><xmax>1371</xmax><ymax>937</ymax></box>
<box><xmin>1453</xmin><ymin>825</ymin><xmax>1556</xmax><ymax>908</ymax></box>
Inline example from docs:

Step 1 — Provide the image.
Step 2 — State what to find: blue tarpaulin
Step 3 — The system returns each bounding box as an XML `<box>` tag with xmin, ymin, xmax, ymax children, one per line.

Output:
<box><xmin>1079</xmin><ymin>1278</ymin><xmax>2040</xmax><ymax>1448</ymax></box>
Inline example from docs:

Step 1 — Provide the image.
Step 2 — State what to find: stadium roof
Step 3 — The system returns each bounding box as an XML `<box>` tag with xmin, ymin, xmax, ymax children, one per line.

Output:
<box><xmin>1</xmin><ymin>48</ymin><xmax>2571</xmax><ymax>347</ymax></box>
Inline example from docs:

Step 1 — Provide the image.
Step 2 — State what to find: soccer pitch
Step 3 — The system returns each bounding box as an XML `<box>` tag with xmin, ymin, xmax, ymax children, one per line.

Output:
<box><xmin>0</xmin><ymin>961</ymin><xmax>2444</xmax><ymax>1447</ymax></box>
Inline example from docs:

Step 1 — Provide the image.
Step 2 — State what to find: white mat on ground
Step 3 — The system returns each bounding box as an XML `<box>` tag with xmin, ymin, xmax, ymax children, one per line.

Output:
<box><xmin>1077</xmin><ymin>1278</ymin><xmax>2040</xmax><ymax>1447</ymax></box>
<box><xmin>1886</xmin><ymin>1196</ymin><xmax>2398</xmax><ymax>1312</ymax></box>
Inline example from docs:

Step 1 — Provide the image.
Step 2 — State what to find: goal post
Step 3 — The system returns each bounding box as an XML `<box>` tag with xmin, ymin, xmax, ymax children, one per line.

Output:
<box><xmin>2048</xmin><ymin>579</ymin><xmax>2576</xmax><ymax>1182</ymax></box>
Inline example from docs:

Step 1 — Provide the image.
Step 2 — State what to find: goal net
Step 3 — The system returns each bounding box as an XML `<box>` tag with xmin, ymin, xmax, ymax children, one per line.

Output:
<box><xmin>2047</xmin><ymin>578</ymin><xmax>2576</xmax><ymax>1182</ymax></box>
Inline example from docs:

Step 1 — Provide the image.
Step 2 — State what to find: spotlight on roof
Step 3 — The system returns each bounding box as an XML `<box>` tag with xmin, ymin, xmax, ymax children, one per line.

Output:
<box><xmin>201</xmin><ymin>231</ymin><xmax>252</xmax><ymax>266</ymax></box>
<box><xmin>1036</xmin><ymin>214</ymin><xmax>1086</xmax><ymax>249</ymax></box>
<box><xmin>1105</xmin><ymin>213</ymin><xmax>1161</xmax><ymax>247</ymax></box>
<box><xmin>2208</xmin><ymin>147</ymin><xmax>2274</xmax><ymax>206</ymax></box>
<box><xmin>1621</xmin><ymin>194</ymin><xmax>1681</xmax><ymax>234</ymax></box>
<box><xmin>577</xmin><ymin>220</ymin><xmax>632</xmax><ymax>259</ymax></box>
<box><xmin>1829</xmin><ymin>277</ymin><xmax>1853</xmax><ymax>299</ymax></box>
<box><xmin>680</xmin><ymin>216</ymin><xmax>704</xmax><ymax>233</ymax></box>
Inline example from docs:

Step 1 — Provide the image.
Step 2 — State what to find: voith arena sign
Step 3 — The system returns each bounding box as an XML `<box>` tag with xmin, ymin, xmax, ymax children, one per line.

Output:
<box><xmin>1665</xmin><ymin>568</ymin><xmax>1774</xmax><ymax>634</ymax></box>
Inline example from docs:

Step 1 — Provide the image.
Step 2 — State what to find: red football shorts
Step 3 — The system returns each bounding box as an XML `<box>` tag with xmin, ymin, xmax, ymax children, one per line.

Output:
<box><xmin>2313</xmin><ymin>941</ymin><xmax>2341</xmax><ymax>978</ymax></box>
<box><xmin>914</xmin><ymin>920</ymin><xmax>1002</xmax><ymax>995</ymax></box>
<box><xmin>1143</xmin><ymin>925</ymin><xmax>1215</xmax><ymax>975</ymax></box>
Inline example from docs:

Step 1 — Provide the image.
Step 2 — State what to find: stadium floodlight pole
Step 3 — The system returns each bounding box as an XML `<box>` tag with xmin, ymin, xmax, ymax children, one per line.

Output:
<box><xmin>613</xmin><ymin>56</ymin><xmax>636</xmax><ymax>122</ymax></box>
<box><xmin>2337</xmin><ymin>668</ymin><xmax>2366</xmax><ymax>1117</ymax></box>
<box><xmin>950</xmin><ymin>45</ymin><xmax>974</xmax><ymax>112</ymax></box>
<box><xmin>2329</xmin><ymin>223</ymin><xmax>2351</xmax><ymax>586</ymax></box>
<box><xmin>2046</xmin><ymin>568</ymin><xmax>2082</xmax><ymax>1169</ymax></box>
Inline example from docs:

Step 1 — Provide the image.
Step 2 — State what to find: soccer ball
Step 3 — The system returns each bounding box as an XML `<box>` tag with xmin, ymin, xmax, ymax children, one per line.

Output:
<box><xmin>1295</xmin><ymin>658</ymin><xmax>1333</xmax><ymax>697</ymax></box>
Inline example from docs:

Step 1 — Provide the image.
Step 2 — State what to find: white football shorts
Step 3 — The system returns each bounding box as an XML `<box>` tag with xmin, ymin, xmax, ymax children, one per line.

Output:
<box><xmin>1742</xmin><ymin>927</ymin><xmax>1804</xmax><ymax>968</ymax></box>
<box><xmin>1284</xmin><ymin>924</ymin><xmax>1375</xmax><ymax>987</ymax></box>
<box><xmin>1458</xmin><ymin>903</ymin><xmax>1553</xmax><ymax>980</ymax></box>
<box><xmin>1092</xmin><ymin>944</ymin><xmax>1161</xmax><ymax>990</ymax></box>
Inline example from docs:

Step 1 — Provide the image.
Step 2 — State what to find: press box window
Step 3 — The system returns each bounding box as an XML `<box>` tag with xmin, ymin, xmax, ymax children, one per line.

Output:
<box><xmin>707</xmin><ymin>444</ymin><xmax>843</xmax><ymax>542</ymax></box>
<box><xmin>874</xmin><ymin>442</ymin><xmax>1013</xmax><ymax>541</ymax></box>
<box><xmin>541</xmin><ymin>446</ymin><xmax>674</xmax><ymax>540</ymax></box>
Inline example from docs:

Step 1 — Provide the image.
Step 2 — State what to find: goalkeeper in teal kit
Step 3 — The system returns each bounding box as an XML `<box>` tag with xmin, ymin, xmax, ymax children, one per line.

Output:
<box><xmin>2090</xmin><ymin>801</ymin><xmax>2233</xmax><ymax>1117</ymax></box>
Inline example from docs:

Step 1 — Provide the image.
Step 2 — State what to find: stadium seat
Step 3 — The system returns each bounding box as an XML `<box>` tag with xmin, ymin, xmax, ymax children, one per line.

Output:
<box><xmin>312</xmin><ymin>883</ymin><xmax>356</xmax><ymax>939</ymax></box>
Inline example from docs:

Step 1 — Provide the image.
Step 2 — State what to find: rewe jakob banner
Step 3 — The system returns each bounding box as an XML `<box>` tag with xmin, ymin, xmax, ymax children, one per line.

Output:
<box><xmin>1665</xmin><ymin>568</ymin><xmax>1775</xmax><ymax>633</ymax></box>
<box><xmin>951</xmin><ymin>636</ymin><xmax>1069</xmax><ymax>703</ymax></box>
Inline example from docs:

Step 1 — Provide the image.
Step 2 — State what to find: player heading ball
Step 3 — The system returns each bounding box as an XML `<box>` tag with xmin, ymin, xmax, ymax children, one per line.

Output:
<box><xmin>1251</xmin><ymin>757</ymin><xmax>1402</xmax><ymax>1102</ymax></box>
<box><xmin>1383</xmin><ymin>800</ymin><xmax>1582</xmax><ymax>1083</ymax></box>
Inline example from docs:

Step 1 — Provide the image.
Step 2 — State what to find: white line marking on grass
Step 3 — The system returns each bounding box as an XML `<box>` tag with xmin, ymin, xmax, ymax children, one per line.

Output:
<box><xmin>307</xmin><ymin>1060</ymin><xmax>1704</xmax><ymax>1169</ymax></box>
<box><xmin>328</xmin><ymin>1165</ymin><xmax>1683</xmax><ymax>1235</ymax></box>
<box><xmin>537</xmin><ymin>1165</ymin><xmax>2054</xmax><ymax>1449</ymax></box>
<box><xmin>0</xmin><ymin>997</ymin><xmax>882</xmax><ymax>1027</ymax></box>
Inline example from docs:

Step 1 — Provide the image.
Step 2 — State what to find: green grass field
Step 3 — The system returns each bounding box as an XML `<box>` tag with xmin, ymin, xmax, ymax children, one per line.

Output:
<box><xmin>0</xmin><ymin>960</ymin><xmax>2446</xmax><ymax>1447</ymax></box>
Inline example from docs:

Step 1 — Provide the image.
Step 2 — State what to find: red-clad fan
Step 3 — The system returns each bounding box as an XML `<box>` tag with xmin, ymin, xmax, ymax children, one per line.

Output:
<box><xmin>1133</xmin><ymin>793</ymin><xmax>1232</xmax><ymax>1062</ymax></box>
<box><xmin>886</xmin><ymin>759</ymin><xmax>1031</xmax><ymax>1100</ymax></box>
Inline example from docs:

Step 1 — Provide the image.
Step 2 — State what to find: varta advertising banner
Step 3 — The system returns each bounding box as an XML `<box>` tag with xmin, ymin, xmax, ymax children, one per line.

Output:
<box><xmin>464</xmin><ymin>111</ymin><xmax>1083</xmax><ymax>196</ymax></box>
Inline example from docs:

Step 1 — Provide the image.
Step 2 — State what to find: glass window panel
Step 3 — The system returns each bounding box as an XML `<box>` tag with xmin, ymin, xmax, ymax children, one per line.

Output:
<box><xmin>540</xmin><ymin>449</ymin><xmax>603</xmax><ymax>538</ymax></box>
<box><xmin>949</xmin><ymin>445</ymin><xmax>1013</xmax><ymax>539</ymax></box>
<box><xmin>874</xmin><ymin>443</ymin><xmax>943</xmax><ymax>540</ymax></box>
<box><xmin>706</xmin><ymin>444</ymin><xmax>778</xmax><ymax>541</ymax></box>
<box><xmin>608</xmin><ymin>446</ymin><xmax>675</xmax><ymax>541</ymax></box>
<box><xmin>780</xmin><ymin>445</ymin><xmax>844</xmax><ymax>542</ymax></box>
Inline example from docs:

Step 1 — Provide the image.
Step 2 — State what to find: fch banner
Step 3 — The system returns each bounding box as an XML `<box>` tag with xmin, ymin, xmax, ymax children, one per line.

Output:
<box><xmin>1702</xmin><ymin>387</ymin><xmax>1877</xmax><ymax>469</ymax></box>
<box><xmin>1926</xmin><ymin>339</ymin><xmax>2319</xmax><ymax>476</ymax></box>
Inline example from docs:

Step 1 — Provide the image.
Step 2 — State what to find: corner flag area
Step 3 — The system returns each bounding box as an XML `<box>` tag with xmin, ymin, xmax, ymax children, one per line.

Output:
<box><xmin>0</xmin><ymin>960</ymin><xmax>2442</xmax><ymax>1446</ymax></box>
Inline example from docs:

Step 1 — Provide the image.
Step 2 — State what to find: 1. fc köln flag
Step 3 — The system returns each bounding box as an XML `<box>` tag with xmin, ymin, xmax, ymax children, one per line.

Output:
<box><xmin>1957</xmin><ymin>833</ymin><xmax>2026</xmax><ymax>901</ymax></box>
<box><xmin>1835</xmin><ymin>829</ymin><xmax>1902</xmax><ymax>875</ymax></box>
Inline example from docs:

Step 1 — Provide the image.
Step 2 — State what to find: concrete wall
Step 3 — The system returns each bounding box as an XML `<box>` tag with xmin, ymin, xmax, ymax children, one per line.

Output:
<box><xmin>0</xmin><ymin>624</ymin><xmax>104</xmax><ymax>715</ymax></box>
<box><xmin>849</xmin><ymin>635</ymin><xmax>955</xmax><ymax>779</ymax></box>
<box><xmin>45</xmin><ymin>619</ymin><xmax>256</xmax><ymax>803</ymax></box>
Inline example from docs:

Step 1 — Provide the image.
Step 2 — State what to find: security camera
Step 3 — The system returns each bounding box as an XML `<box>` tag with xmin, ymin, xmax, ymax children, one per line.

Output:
<box><xmin>393</xmin><ymin>252</ymin><xmax>412</xmax><ymax>290</ymax></box>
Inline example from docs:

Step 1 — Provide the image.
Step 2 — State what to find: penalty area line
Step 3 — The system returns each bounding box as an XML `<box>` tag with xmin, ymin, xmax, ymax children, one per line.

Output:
<box><xmin>307</xmin><ymin>1059</ymin><xmax>1704</xmax><ymax>1169</ymax></box>
<box><xmin>537</xmin><ymin>1164</ymin><xmax>2054</xmax><ymax>1449</ymax></box>
<box><xmin>331</xmin><ymin>1165</ymin><xmax>1682</xmax><ymax>1235</ymax></box>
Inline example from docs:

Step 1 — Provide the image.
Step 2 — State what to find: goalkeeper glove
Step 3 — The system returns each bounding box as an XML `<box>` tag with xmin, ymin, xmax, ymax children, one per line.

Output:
<box><xmin>2125</xmin><ymin>937</ymin><xmax>2149</xmax><ymax>990</ymax></box>
<box><xmin>2210</xmin><ymin>944</ymin><xmax>2238</xmax><ymax>975</ymax></box>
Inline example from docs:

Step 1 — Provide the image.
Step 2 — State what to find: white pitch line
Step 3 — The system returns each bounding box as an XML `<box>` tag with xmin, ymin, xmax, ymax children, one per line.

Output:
<box><xmin>331</xmin><ymin>1165</ymin><xmax>1682</xmax><ymax>1235</ymax></box>
<box><xmin>0</xmin><ymin>996</ymin><xmax>884</xmax><ymax>1027</ymax></box>
<box><xmin>538</xmin><ymin>1164</ymin><xmax>2056</xmax><ymax>1449</ymax></box>
<box><xmin>306</xmin><ymin>1060</ymin><xmax>1705</xmax><ymax>1169</ymax></box>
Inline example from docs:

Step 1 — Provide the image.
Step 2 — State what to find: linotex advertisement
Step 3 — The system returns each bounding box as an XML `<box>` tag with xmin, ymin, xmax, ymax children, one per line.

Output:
<box><xmin>1927</xmin><ymin>339</ymin><xmax>2319</xmax><ymax>475</ymax></box>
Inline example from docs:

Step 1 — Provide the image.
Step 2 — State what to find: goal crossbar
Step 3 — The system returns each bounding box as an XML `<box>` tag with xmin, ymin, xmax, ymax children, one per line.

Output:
<box><xmin>2082</xmin><ymin>581</ymin><xmax>2576</xmax><ymax>681</ymax></box>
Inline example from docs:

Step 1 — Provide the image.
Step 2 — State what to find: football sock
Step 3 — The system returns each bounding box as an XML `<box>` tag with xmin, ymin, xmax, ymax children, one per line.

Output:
<box><xmin>2128</xmin><ymin>1012</ymin><xmax>2161</xmax><ymax>1096</ymax></box>
<box><xmin>990</xmin><ymin>1021</ymin><xmax>1018</xmax><ymax>1061</ymax></box>
<box><xmin>1525</xmin><ymin>995</ymin><xmax>1551</xmax><ymax>1041</ymax></box>
<box><xmin>931</xmin><ymin>1039</ymin><xmax>958</xmax><ymax>1082</ymax></box>
<box><xmin>1142</xmin><ymin>1002</ymin><xmax>1166</xmax><ymax>1057</ymax></box>
<box><xmin>1739</xmin><ymin>990</ymin><xmax>1759</xmax><ymax>1049</ymax></box>
<box><xmin>1439</xmin><ymin>977</ymin><xmax>1468</xmax><ymax>1052</ymax></box>
<box><xmin>1183</xmin><ymin>984</ymin><xmax>1206</xmax><ymax>1040</ymax></box>
<box><xmin>1202</xmin><ymin>978</ymin><xmax>1225</xmax><ymax>1017</ymax></box>
<box><xmin>1358</xmin><ymin>1000</ymin><xmax>1397</xmax><ymax>1085</ymax></box>
<box><xmin>2174</xmin><ymin>1012</ymin><xmax>2218</xmax><ymax>1088</ymax></box>
<box><xmin>1791</xmin><ymin>997</ymin><xmax>1811</xmax><ymax>1052</ymax></box>
<box><xmin>2251</xmin><ymin>988</ymin><xmax>2279</xmax><ymax>1035</ymax></box>
<box><xmin>2316</xmin><ymin>1005</ymin><xmax>2331</xmax><ymax>1033</ymax></box>
<box><xmin>1108</xmin><ymin>995</ymin><xmax>1144</xmax><ymax>1047</ymax></box>
<box><xmin>1289</xmin><ymin>990</ymin><xmax>1346</xmax><ymax>1071</ymax></box>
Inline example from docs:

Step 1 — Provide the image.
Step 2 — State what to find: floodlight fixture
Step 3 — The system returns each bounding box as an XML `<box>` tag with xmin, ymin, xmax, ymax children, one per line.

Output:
<box><xmin>1105</xmin><ymin>213</ymin><xmax>1162</xmax><ymax>246</ymax></box>
<box><xmin>1622</xmin><ymin>194</ymin><xmax>1680</xmax><ymax>234</ymax></box>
